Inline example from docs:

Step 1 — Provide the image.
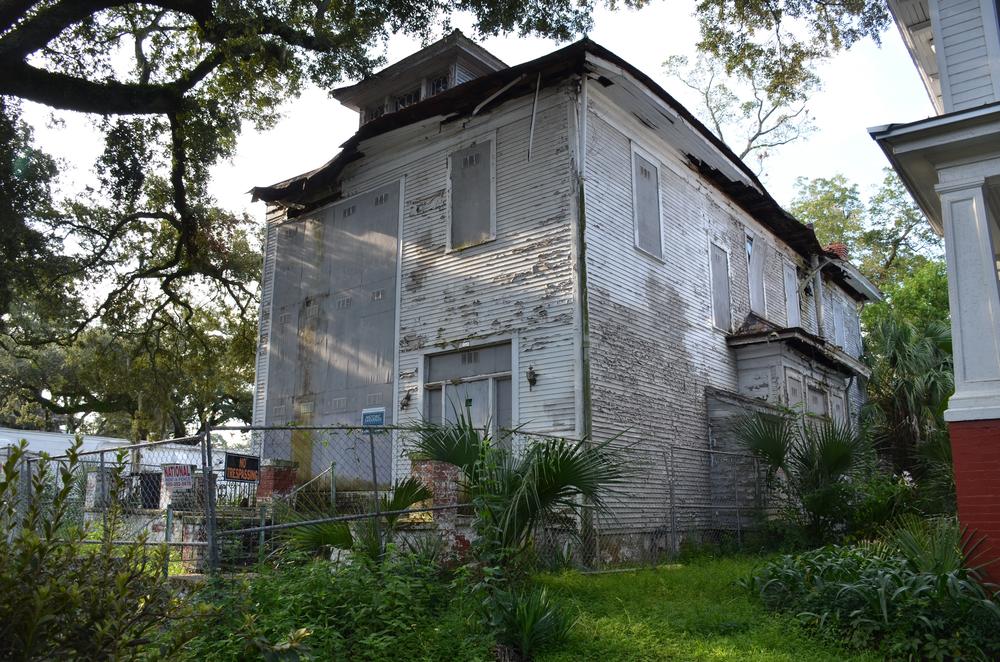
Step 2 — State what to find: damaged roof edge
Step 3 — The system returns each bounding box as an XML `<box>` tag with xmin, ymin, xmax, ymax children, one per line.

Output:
<box><xmin>248</xmin><ymin>37</ymin><xmax>879</xmax><ymax>303</ymax></box>
<box><xmin>727</xmin><ymin>327</ymin><xmax>872</xmax><ymax>379</ymax></box>
<box><xmin>250</xmin><ymin>38</ymin><xmax>765</xmax><ymax>204</ymax></box>
<box><xmin>690</xmin><ymin>157</ymin><xmax>881</xmax><ymax>302</ymax></box>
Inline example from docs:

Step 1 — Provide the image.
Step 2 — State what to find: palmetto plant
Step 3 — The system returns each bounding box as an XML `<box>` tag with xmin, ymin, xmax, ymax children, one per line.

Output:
<box><xmin>737</xmin><ymin>412</ymin><xmax>871</xmax><ymax>539</ymax></box>
<box><xmin>407</xmin><ymin>418</ymin><xmax>625</xmax><ymax>562</ymax></box>
<box><xmin>863</xmin><ymin>314</ymin><xmax>953</xmax><ymax>476</ymax></box>
<box><xmin>283</xmin><ymin>476</ymin><xmax>432</xmax><ymax>559</ymax></box>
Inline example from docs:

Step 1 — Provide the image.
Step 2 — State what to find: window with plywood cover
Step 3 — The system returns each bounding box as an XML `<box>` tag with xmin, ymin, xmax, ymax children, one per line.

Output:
<box><xmin>746</xmin><ymin>234</ymin><xmax>767</xmax><ymax>315</ymax></box>
<box><xmin>632</xmin><ymin>152</ymin><xmax>662</xmax><ymax>259</ymax></box>
<box><xmin>783</xmin><ymin>261</ymin><xmax>801</xmax><ymax>328</ymax></box>
<box><xmin>710</xmin><ymin>242</ymin><xmax>732</xmax><ymax>331</ymax></box>
<box><xmin>449</xmin><ymin>140</ymin><xmax>493</xmax><ymax>249</ymax></box>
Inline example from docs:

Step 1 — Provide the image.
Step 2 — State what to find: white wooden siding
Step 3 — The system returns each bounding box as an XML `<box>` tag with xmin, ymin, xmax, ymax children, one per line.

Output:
<box><xmin>934</xmin><ymin>0</ymin><xmax>1000</xmax><ymax>111</ymax></box>
<box><xmin>325</xmin><ymin>86</ymin><xmax>578</xmax><ymax>478</ymax></box>
<box><xmin>581</xmin><ymin>86</ymin><xmax>866</xmax><ymax>530</ymax></box>
<box><xmin>252</xmin><ymin>206</ymin><xmax>283</xmax><ymax>426</ymax></box>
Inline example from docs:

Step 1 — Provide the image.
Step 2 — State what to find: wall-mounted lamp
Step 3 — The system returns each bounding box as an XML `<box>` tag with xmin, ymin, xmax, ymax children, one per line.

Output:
<box><xmin>399</xmin><ymin>390</ymin><xmax>412</xmax><ymax>410</ymax></box>
<box><xmin>526</xmin><ymin>366</ymin><xmax>538</xmax><ymax>390</ymax></box>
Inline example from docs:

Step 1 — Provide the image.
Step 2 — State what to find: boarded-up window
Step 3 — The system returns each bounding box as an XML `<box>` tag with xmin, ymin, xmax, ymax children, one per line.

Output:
<box><xmin>786</xmin><ymin>372</ymin><xmax>804</xmax><ymax>407</ymax></box>
<box><xmin>833</xmin><ymin>297</ymin><xmax>846</xmax><ymax>348</ymax></box>
<box><xmin>807</xmin><ymin>385</ymin><xmax>829</xmax><ymax>417</ymax></box>
<box><xmin>710</xmin><ymin>243</ymin><xmax>731</xmax><ymax>330</ymax></box>
<box><xmin>449</xmin><ymin>141</ymin><xmax>493</xmax><ymax>250</ymax></box>
<box><xmin>831</xmin><ymin>391</ymin><xmax>846</xmax><ymax>423</ymax></box>
<box><xmin>783</xmin><ymin>261</ymin><xmax>801</xmax><ymax>327</ymax></box>
<box><xmin>632</xmin><ymin>152</ymin><xmax>662</xmax><ymax>259</ymax></box>
<box><xmin>746</xmin><ymin>234</ymin><xmax>766</xmax><ymax>315</ymax></box>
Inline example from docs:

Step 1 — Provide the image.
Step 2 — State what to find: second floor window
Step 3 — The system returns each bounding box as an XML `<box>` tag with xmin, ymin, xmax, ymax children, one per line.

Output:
<box><xmin>710</xmin><ymin>242</ymin><xmax>732</xmax><ymax>331</ymax></box>
<box><xmin>783</xmin><ymin>260</ymin><xmax>801</xmax><ymax>327</ymax></box>
<box><xmin>449</xmin><ymin>140</ymin><xmax>495</xmax><ymax>250</ymax></box>
<box><xmin>746</xmin><ymin>233</ymin><xmax>766</xmax><ymax>315</ymax></box>
<box><xmin>632</xmin><ymin>149</ymin><xmax>663</xmax><ymax>259</ymax></box>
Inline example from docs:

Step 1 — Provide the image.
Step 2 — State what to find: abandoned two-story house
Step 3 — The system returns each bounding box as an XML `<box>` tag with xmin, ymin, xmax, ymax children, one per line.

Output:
<box><xmin>250</xmin><ymin>31</ymin><xmax>880</xmax><ymax>546</ymax></box>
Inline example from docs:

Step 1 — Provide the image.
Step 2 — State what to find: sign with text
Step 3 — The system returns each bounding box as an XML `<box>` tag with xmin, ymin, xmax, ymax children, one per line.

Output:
<box><xmin>224</xmin><ymin>452</ymin><xmax>260</xmax><ymax>483</ymax></box>
<box><xmin>162</xmin><ymin>464</ymin><xmax>195</xmax><ymax>491</ymax></box>
<box><xmin>361</xmin><ymin>407</ymin><xmax>385</xmax><ymax>427</ymax></box>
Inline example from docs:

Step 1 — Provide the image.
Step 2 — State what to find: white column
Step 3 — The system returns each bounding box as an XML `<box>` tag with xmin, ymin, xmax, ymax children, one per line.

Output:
<box><xmin>937</xmin><ymin>178</ymin><xmax>1000</xmax><ymax>421</ymax></box>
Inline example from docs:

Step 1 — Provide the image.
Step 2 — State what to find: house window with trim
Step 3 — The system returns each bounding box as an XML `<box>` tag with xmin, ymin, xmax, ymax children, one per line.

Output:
<box><xmin>363</xmin><ymin>102</ymin><xmax>386</xmax><ymax>124</ymax></box>
<box><xmin>449</xmin><ymin>140</ymin><xmax>495</xmax><ymax>250</ymax></box>
<box><xmin>746</xmin><ymin>233</ymin><xmax>766</xmax><ymax>315</ymax></box>
<box><xmin>428</xmin><ymin>72</ymin><xmax>450</xmax><ymax>97</ymax></box>
<box><xmin>424</xmin><ymin>343</ymin><xmax>513</xmax><ymax>440</ymax></box>
<box><xmin>394</xmin><ymin>87</ymin><xmax>421</xmax><ymax>111</ymax></box>
<box><xmin>632</xmin><ymin>149</ymin><xmax>662</xmax><ymax>259</ymax></box>
<box><xmin>709</xmin><ymin>242</ymin><xmax>732</xmax><ymax>331</ymax></box>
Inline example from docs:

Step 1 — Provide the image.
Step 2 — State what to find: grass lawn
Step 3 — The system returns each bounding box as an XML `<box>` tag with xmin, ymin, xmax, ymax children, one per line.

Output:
<box><xmin>536</xmin><ymin>556</ymin><xmax>877</xmax><ymax>662</ymax></box>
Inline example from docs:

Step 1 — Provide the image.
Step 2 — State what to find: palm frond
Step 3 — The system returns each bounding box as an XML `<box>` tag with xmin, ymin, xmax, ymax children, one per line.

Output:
<box><xmin>381</xmin><ymin>476</ymin><xmax>433</xmax><ymax>528</ymax></box>
<box><xmin>735</xmin><ymin>412</ymin><xmax>794</xmax><ymax>475</ymax></box>
<box><xmin>286</xmin><ymin>520</ymin><xmax>353</xmax><ymax>554</ymax></box>
<box><xmin>406</xmin><ymin>415</ymin><xmax>485</xmax><ymax>474</ymax></box>
<box><xmin>501</xmin><ymin>438</ymin><xmax>625</xmax><ymax>550</ymax></box>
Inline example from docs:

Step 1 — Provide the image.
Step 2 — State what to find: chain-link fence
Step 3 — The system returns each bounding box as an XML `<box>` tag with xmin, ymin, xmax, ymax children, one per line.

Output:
<box><xmin>7</xmin><ymin>425</ymin><xmax>770</xmax><ymax>575</ymax></box>
<box><xmin>12</xmin><ymin>435</ymin><xmax>218</xmax><ymax>576</ymax></box>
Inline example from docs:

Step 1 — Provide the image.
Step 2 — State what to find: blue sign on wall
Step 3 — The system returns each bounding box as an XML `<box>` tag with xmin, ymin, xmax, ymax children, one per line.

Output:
<box><xmin>361</xmin><ymin>407</ymin><xmax>385</xmax><ymax>427</ymax></box>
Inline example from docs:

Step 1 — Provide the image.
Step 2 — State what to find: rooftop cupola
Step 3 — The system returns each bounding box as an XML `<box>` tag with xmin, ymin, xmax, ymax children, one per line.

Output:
<box><xmin>332</xmin><ymin>30</ymin><xmax>508</xmax><ymax>126</ymax></box>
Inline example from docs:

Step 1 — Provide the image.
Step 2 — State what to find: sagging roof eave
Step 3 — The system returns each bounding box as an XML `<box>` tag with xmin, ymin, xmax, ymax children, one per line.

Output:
<box><xmin>250</xmin><ymin>38</ymin><xmax>767</xmax><ymax>205</ymax></box>
<box><xmin>727</xmin><ymin>328</ymin><xmax>872</xmax><ymax>379</ymax></box>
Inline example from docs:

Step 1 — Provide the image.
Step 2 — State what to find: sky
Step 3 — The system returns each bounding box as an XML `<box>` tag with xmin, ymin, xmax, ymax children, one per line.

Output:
<box><xmin>23</xmin><ymin>1</ymin><xmax>935</xmax><ymax>219</ymax></box>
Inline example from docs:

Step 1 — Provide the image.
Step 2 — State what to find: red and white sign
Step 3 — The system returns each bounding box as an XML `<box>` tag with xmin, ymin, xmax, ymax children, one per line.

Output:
<box><xmin>162</xmin><ymin>464</ymin><xmax>195</xmax><ymax>491</ymax></box>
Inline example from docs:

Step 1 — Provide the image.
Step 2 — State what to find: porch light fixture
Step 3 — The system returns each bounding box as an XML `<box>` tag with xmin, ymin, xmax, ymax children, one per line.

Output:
<box><xmin>526</xmin><ymin>365</ymin><xmax>538</xmax><ymax>390</ymax></box>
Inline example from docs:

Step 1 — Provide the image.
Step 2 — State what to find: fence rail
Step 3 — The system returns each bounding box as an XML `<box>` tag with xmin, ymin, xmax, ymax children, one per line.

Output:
<box><xmin>8</xmin><ymin>425</ymin><xmax>769</xmax><ymax>574</ymax></box>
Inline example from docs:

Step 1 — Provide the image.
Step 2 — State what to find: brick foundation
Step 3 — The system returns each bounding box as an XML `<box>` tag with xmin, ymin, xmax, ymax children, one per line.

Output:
<box><xmin>410</xmin><ymin>459</ymin><xmax>470</xmax><ymax>555</ymax></box>
<box><xmin>258</xmin><ymin>460</ymin><xmax>297</xmax><ymax>499</ymax></box>
<box><xmin>949</xmin><ymin>418</ymin><xmax>1000</xmax><ymax>581</ymax></box>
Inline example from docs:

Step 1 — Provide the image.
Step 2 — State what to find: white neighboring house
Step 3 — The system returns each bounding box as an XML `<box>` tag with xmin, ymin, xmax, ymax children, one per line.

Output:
<box><xmin>0</xmin><ymin>426</ymin><xmax>130</xmax><ymax>457</ymax></box>
<box><xmin>0</xmin><ymin>426</ymin><xmax>208</xmax><ymax>466</ymax></box>
<box><xmin>251</xmin><ymin>32</ymin><xmax>880</xmax><ymax>549</ymax></box>
<box><xmin>871</xmin><ymin>0</ymin><xmax>1000</xmax><ymax>576</ymax></box>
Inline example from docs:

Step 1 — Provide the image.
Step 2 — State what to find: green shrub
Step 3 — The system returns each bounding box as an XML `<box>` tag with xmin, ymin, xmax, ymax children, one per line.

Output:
<box><xmin>0</xmin><ymin>440</ymin><xmax>195</xmax><ymax>661</ymax></box>
<box><xmin>493</xmin><ymin>585</ymin><xmax>573</xmax><ymax>661</ymax></box>
<box><xmin>743</xmin><ymin>523</ymin><xmax>1000</xmax><ymax>660</ymax></box>
<box><xmin>175</xmin><ymin>550</ymin><xmax>492</xmax><ymax>661</ymax></box>
<box><xmin>737</xmin><ymin>412</ymin><xmax>872</xmax><ymax>542</ymax></box>
<box><xmin>845</xmin><ymin>472</ymin><xmax>916</xmax><ymax>540</ymax></box>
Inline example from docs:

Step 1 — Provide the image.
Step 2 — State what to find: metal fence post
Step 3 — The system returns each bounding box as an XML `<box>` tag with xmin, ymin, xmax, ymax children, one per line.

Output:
<box><xmin>330</xmin><ymin>460</ymin><xmax>337</xmax><ymax>513</ymax></box>
<box><xmin>99</xmin><ymin>450</ymin><xmax>107</xmax><ymax>532</ymax></box>
<box><xmin>258</xmin><ymin>505</ymin><xmax>266</xmax><ymax>564</ymax></box>
<box><xmin>164</xmin><ymin>504</ymin><xmax>173</xmax><ymax>578</ymax></box>
<box><xmin>368</xmin><ymin>428</ymin><xmax>383</xmax><ymax>559</ymax></box>
<box><xmin>14</xmin><ymin>456</ymin><xmax>31</xmax><ymax>538</ymax></box>
<box><xmin>203</xmin><ymin>430</ymin><xmax>219</xmax><ymax>573</ymax></box>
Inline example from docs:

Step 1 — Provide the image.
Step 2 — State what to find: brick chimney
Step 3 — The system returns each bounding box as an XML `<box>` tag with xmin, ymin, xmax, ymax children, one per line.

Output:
<box><xmin>824</xmin><ymin>242</ymin><xmax>849</xmax><ymax>260</ymax></box>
